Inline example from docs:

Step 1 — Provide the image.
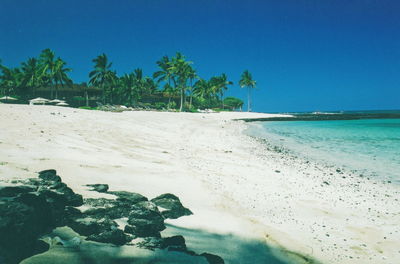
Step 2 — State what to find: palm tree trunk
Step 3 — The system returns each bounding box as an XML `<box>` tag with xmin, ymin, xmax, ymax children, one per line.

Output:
<box><xmin>85</xmin><ymin>90</ymin><xmax>89</xmax><ymax>107</ymax></box>
<box><xmin>130</xmin><ymin>88</ymin><xmax>133</xmax><ymax>107</ymax></box>
<box><xmin>247</xmin><ymin>86</ymin><xmax>251</xmax><ymax>112</ymax></box>
<box><xmin>188</xmin><ymin>79</ymin><xmax>193</xmax><ymax>109</ymax></box>
<box><xmin>55</xmin><ymin>81</ymin><xmax>58</xmax><ymax>99</ymax></box>
<box><xmin>179</xmin><ymin>87</ymin><xmax>183</xmax><ymax>112</ymax></box>
<box><xmin>183</xmin><ymin>87</ymin><xmax>187</xmax><ymax>108</ymax></box>
<box><xmin>102</xmin><ymin>84</ymin><xmax>105</xmax><ymax>104</ymax></box>
<box><xmin>110</xmin><ymin>87</ymin><xmax>113</xmax><ymax>104</ymax></box>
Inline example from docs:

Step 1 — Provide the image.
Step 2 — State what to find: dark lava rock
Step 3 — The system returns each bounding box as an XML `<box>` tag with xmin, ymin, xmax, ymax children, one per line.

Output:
<box><xmin>33</xmin><ymin>240</ymin><xmax>50</xmax><ymax>256</ymax></box>
<box><xmin>86</xmin><ymin>183</ymin><xmax>109</xmax><ymax>193</ymax></box>
<box><xmin>0</xmin><ymin>168</ymin><xmax>88</xmax><ymax>263</ymax></box>
<box><xmin>124</xmin><ymin>224</ymin><xmax>138</xmax><ymax>235</ymax></box>
<box><xmin>84</xmin><ymin>198</ymin><xmax>133</xmax><ymax>219</ymax></box>
<box><xmin>84</xmin><ymin>197</ymin><xmax>116</xmax><ymax>208</ymax></box>
<box><xmin>0</xmin><ymin>185</ymin><xmax>36</xmax><ymax>197</ymax></box>
<box><xmin>126</xmin><ymin>201</ymin><xmax>165</xmax><ymax>237</ymax></box>
<box><xmin>133</xmin><ymin>237</ymin><xmax>163</xmax><ymax>250</ymax></box>
<box><xmin>35</xmin><ymin>186</ymin><xmax>83</xmax><ymax>226</ymax></box>
<box><xmin>38</xmin><ymin>185</ymin><xmax>83</xmax><ymax>207</ymax></box>
<box><xmin>151</xmin><ymin>193</ymin><xmax>181</xmax><ymax>210</ymax></box>
<box><xmin>0</xmin><ymin>195</ymin><xmax>52</xmax><ymax>264</ymax></box>
<box><xmin>64</xmin><ymin>206</ymin><xmax>82</xmax><ymax>222</ymax></box>
<box><xmin>109</xmin><ymin>191</ymin><xmax>148</xmax><ymax>204</ymax></box>
<box><xmin>87</xmin><ymin>229</ymin><xmax>130</xmax><ymax>246</ymax></box>
<box><xmin>151</xmin><ymin>193</ymin><xmax>193</xmax><ymax>219</ymax></box>
<box><xmin>38</xmin><ymin>169</ymin><xmax>61</xmax><ymax>182</ymax></box>
<box><xmin>68</xmin><ymin>217</ymin><xmax>117</xmax><ymax>236</ymax></box>
<box><xmin>56</xmin><ymin>186</ymin><xmax>83</xmax><ymax>207</ymax></box>
<box><xmin>161</xmin><ymin>235</ymin><xmax>187</xmax><ymax>252</ymax></box>
<box><xmin>201</xmin><ymin>253</ymin><xmax>225</xmax><ymax>264</ymax></box>
<box><xmin>0</xmin><ymin>169</ymin><xmax>212</xmax><ymax>264</ymax></box>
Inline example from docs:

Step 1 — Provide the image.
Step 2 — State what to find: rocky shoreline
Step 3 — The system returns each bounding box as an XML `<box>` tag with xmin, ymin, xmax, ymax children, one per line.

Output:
<box><xmin>0</xmin><ymin>170</ymin><xmax>223</xmax><ymax>264</ymax></box>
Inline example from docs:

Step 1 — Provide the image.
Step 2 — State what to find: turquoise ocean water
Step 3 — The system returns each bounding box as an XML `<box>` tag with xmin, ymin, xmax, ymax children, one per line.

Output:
<box><xmin>247</xmin><ymin>117</ymin><xmax>400</xmax><ymax>183</ymax></box>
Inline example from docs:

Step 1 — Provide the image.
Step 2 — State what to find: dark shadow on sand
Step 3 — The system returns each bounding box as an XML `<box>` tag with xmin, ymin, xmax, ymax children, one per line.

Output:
<box><xmin>163</xmin><ymin>223</ymin><xmax>319</xmax><ymax>264</ymax></box>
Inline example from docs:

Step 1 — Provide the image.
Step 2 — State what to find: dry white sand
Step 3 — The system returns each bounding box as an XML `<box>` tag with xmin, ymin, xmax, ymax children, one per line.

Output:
<box><xmin>0</xmin><ymin>104</ymin><xmax>399</xmax><ymax>264</ymax></box>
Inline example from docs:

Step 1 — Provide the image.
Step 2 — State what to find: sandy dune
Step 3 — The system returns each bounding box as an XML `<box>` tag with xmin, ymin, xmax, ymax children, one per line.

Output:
<box><xmin>0</xmin><ymin>104</ymin><xmax>399</xmax><ymax>264</ymax></box>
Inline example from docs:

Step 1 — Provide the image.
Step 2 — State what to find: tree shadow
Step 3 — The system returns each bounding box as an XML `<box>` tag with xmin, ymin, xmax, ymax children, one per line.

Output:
<box><xmin>163</xmin><ymin>223</ymin><xmax>320</xmax><ymax>264</ymax></box>
<box><xmin>21</xmin><ymin>241</ymin><xmax>209</xmax><ymax>264</ymax></box>
<box><xmin>20</xmin><ymin>225</ymin><xmax>320</xmax><ymax>264</ymax></box>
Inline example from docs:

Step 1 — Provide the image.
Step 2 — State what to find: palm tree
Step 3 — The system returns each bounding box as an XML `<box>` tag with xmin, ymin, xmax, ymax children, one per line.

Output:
<box><xmin>143</xmin><ymin>76</ymin><xmax>157</xmax><ymax>95</ymax></box>
<box><xmin>154</xmin><ymin>56</ymin><xmax>172</xmax><ymax>85</ymax></box>
<box><xmin>120</xmin><ymin>69</ymin><xmax>149</xmax><ymax>106</ymax></box>
<box><xmin>132</xmin><ymin>68</ymin><xmax>146</xmax><ymax>103</ymax></box>
<box><xmin>186</xmin><ymin>65</ymin><xmax>197</xmax><ymax>109</ymax></box>
<box><xmin>194</xmin><ymin>78</ymin><xmax>214</xmax><ymax>107</ymax></box>
<box><xmin>154</xmin><ymin>56</ymin><xmax>178</xmax><ymax>107</ymax></box>
<box><xmin>104</xmin><ymin>71</ymin><xmax>119</xmax><ymax>104</ymax></box>
<box><xmin>193</xmin><ymin>79</ymin><xmax>208</xmax><ymax>98</ymax></box>
<box><xmin>80</xmin><ymin>82</ymin><xmax>90</xmax><ymax>107</ymax></box>
<box><xmin>39</xmin><ymin>48</ymin><xmax>56</xmax><ymax>98</ymax></box>
<box><xmin>120</xmin><ymin>73</ymin><xmax>136</xmax><ymax>106</ymax></box>
<box><xmin>53</xmin><ymin>58</ymin><xmax>72</xmax><ymax>99</ymax></box>
<box><xmin>239</xmin><ymin>70</ymin><xmax>256</xmax><ymax>112</ymax></box>
<box><xmin>217</xmin><ymin>74</ymin><xmax>233</xmax><ymax>108</ymax></box>
<box><xmin>21</xmin><ymin>58</ymin><xmax>41</xmax><ymax>97</ymax></box>
<box><xmin>0</xmin><ymin>65</ymin><xmax>22</xmax><ymax>97</ymax></box>
<box><xmin>162</xmin><ymin>83</ymin><xmax>177</xmax><ymax>108</ymax></box>
<box><xmin>89</xmin><ymin>54</ymin><xmax>112</xmax><ymax>104</ymax></box>
<box><xmin>154</xmin><ymin>53</ymin><xmax>194</xmax><ymax>111</ymax></box>
<box><xmin>208</xmin><ymin>74</ymin><xmax>233</xmax><ymax>108</ymax></box>
<box><xmin>169</xmin><ymin>52</ymin><xmax>192</xmax><ymax>111</ymax></box>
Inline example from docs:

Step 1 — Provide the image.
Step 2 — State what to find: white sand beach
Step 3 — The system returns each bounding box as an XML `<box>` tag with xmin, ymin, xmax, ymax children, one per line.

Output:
<box><xmin>0</xmin><ymin>104</ymin><xmax>399</xmax><ymax>264</ymax></box>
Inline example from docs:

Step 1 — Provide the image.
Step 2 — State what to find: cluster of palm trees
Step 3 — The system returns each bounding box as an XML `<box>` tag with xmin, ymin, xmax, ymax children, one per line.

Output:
<box><xmin>0</xmin><ymin>49</ymin><xmax>72</xmax><ymax>100</ymax></box>
<box><xmin>1</xmin><ymin>49</ymin><xmax>257</xmax><ymax>111</ymax></box>
<box><xmin>89</xmin><ymin>52</ymin><xmax>256</xmax><ymax>111</ymax></box>
<box><xmin>88</xmin><ymin>54</ymin><xmax>158</xmax><ymax>106</ymax></box>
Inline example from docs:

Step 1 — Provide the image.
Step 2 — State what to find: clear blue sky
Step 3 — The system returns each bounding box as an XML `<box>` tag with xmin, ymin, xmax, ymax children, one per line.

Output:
<box><xmin>1</xmin><ymin>0</ymin><xmax>399</xmax><ymax>112</ymax></box>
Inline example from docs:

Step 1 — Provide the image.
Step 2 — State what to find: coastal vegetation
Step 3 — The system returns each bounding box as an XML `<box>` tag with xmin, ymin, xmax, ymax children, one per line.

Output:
<box><xmin>239</xmin><ymin>70</ymin><xmax>257</xmax><ymax>112</ymax></box>
<box><xmin>0</xmin><ymin>49</ymin><xmax>255</xmax><ymax>112</ymax></box>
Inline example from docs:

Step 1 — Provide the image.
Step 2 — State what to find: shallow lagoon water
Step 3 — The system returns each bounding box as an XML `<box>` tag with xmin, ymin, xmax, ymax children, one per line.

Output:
<box><xmin>247</xmin><ymin>118</ymin><xmax>400</xmax><ymax>183</ymax></box>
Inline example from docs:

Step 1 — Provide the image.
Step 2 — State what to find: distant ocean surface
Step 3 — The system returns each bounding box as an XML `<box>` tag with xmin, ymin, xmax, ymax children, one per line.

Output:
<box><xmin>246</xmin><ymin>112</ymin><xmax>400</xmax><ymax>183</ymax></box>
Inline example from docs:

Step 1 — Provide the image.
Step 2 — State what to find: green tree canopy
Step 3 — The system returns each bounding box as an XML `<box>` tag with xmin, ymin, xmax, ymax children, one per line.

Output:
<box><xmin>239</xmin><ymin>70</ymin><xmax>256</xmax><ymax>112</ymax></box>
<box><xmin>89</xmin><ymin>53</ymin><xmax>113</xmax><ymax>103</ymax></box>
